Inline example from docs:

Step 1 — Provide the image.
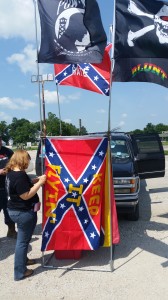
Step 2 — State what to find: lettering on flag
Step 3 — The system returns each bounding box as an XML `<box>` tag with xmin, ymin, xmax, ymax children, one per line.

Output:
<box><xmin>113</xmin><ymin>57</ymin><xmax>168</xmax><ymax>88</ymax></box>
<box><xmin>54</xmin><ymin>44</ymin><xmax>112</xmax><ymax>95</ymax></box>
<box><xmin>41</xmin><ymin>136</ymin><xmax>109</xmax><ymax>251</ymax></box>
<box><xmin>113</xmin><ymin>0</ymin><xmax>168</xmax><ymax>87</ymax></box>
<box><xmin>37</xmin><ymin>0</ymin><xmax>107</xmax><ymax>64</ymax></box>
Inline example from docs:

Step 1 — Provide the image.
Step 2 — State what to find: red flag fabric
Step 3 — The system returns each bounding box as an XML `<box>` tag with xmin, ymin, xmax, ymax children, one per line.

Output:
<box><xmin>54</xmin><ymin>44</ymin><xmax>112</xmax><ymax>96</ymax></box>
<box><xmin>41</xmin><ymin>136</ymin><xmax>109</xmax><ymax>251</ymax></box>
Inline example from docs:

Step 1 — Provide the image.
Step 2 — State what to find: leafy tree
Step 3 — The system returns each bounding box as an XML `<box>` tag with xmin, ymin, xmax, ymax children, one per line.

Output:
<box><xmin>155</xmin><ymin>123</ymin><xmax>168</xmax><ymax>134</ymax></box>
<box><xmin>45</xmin><ymin>112</ymin><xmax>87</xmax><ymax>136</ymax></box>
<box><xmin>8</xmin><ymin>118</ymin><xmax>38</xmax><ymax>144</ymax></box>
<box><xmin>0</xmin><ymin>113</ymin><xmax>87</xmax><ymax>145</ymax></box>
<box><xmin>0</xmin><ymin>121</ymin><xmax>9</xmax><ymax>142</ymax></box>
<box><xmin>45</xmin><ymin>112</ymin><xmax>61</xmax><ymax>136</ymax></box>
<box><xmin>130</xmin><ymin>129</ymin><xmax>144</xmax><ymax>134</ymax></box>
<box><xmin>62</xmin><ymin>122</ymin><xmax>79</xmax><ymax>136</ymax></box>
<box><xmin>144</xmin><ymin>123</ymin><xmax>156</xmax><ymax>133</ymax></box>
<box><xmin>79</xmin><ymin>125</ymin><xmax>87</xmax><ymax>135</ymax></box>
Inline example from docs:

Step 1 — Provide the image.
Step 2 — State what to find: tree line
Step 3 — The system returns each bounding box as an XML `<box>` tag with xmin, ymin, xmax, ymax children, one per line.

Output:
<box><xmin>130</xmin><ymin>122</ymin><xmax>168</xmax><ymax>135</ymax></box>
<box><xmin>0</xmin><ymin>112</ymin><xmax>87</xmax><ymax>144</ymax></box>
<box><xmin>1</xmin><ymin>116</ymin><xmax>167</xmax><ymax>145</ymax></box>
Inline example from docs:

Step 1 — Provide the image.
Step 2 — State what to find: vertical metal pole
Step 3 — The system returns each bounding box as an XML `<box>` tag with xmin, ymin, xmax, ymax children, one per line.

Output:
<box><xmin>79</xmin><ymin>118</ymin><xmax>82</xmax><ymax>135</ymax></box>
<box><xmin>107</xmin><ymin>0</ymin><xmax>117</xmax><ymax>272</ymax></box>
<box><xmin>107</xmin><ymin>140</ymin><xmax>114</xmax><ymax>272</ymax></box>
<box><xmin>56</xmin><ymin>83</ymin><xmax>62</xmax><ymax>135</ymax></box>
<box><xmin>32</xmin><ymin>0</ymin><xmax>43</xmax><ymax>134</ymax></box>
<box><xmin>41</xmin><ymin>81</ymin><xmax>47</xmax><ymax>137</ymax></box>
<box><xmin>33</xmin><ymin>0</ymin><xmax>45</xmax><ymax>267</ymax></box>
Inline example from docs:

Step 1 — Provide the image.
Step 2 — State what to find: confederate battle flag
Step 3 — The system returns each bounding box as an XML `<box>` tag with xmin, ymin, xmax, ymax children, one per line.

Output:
<box><xmin>54</xmin><ymin>44</ymin><xmax>112</xmax><ymax>96</ymax></box>
<box><xmin>41</xmin><ymin>136</ymin><xmax>120</xmax><ymax>251</ymax></box>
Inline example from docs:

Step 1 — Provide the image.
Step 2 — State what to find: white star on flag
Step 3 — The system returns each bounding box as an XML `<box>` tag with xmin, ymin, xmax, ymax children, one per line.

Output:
<box><xmin>90</xmin><ymin>232</ymin><xmax>96</xmax><ymax>239</ymax></box>
<box><xmin>45</xmin><ymin>231</ymin><xmax>49</xmax><ymax>238</ymax></box>
<box><xmin>64</xmin><ymin>178</ymin><xmax>70</xmax><ymax>183</ymax></box>
<box><xmin>83</xmin><ymin>178</ymin><xmax>89</xmax><ymax>183</ymax></box>
<box><xmin>84</xmin><ymin>219</ymin><xmax>89</xmax><ymax>224</ymax></box>
<box><xmin>63</xmin><ymin>71</ymin><xmax>67</xmax><ymax>76</ymax></box>
<box><xmin>99</xmin><ymin>150</ymin><xmax>104</xmax><ymax>156</ymax></box>
<box><xmin>105</xmin><ymin>88</ymin><xmax>109</xmax><ymax>94</ymax></box>
<box><xmin>92</xmin><ymin>164</ymin><xmax>97</xmax><ymax>170</ymax></box>
<box><xmin>84</xmin><ymin>66</ymin><xmax>90</xmax><ymax>71</ymax></box>
<box><xmin>49</xmin><ymin>152</ymin><xmax>54</xmax><ymax>157</ymax></box>
<box><xmin>72</xmin><ymin>191</ymin><xmax>77</xmax><ymax>198</ymax></box>
<box><xmin>79</xmin><ymin>206</ymin><xmax>84</xmax><ymax>212</ymax></box>
<box><xmin>60</xmin><ymin>203</ymin><xmax>66</xmax><ymax>209</ymax></box>
<box><xmin>94</xmin><ymin>75</ymin><xmax>99</xmax><ymax>81</ymax></box>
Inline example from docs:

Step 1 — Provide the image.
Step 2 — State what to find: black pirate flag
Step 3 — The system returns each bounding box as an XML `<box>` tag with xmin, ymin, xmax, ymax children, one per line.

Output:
<box><xmin>114</xmin><ymin>0</ymin><xmax>168</xmax><ymax>59</ymax></box>
<box><xmin>37</xmin><ymin>0</ymin><xmax>107</xmax><ymax>64</ymax></box>
<box><xmin>113</xmin><ymin>0</ymin><xmax>168</xmax><ymax>88</ymax></box>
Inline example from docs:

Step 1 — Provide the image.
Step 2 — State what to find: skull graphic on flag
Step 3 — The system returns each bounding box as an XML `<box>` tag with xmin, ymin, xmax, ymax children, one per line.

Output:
<box><xmin>114</xmin><ymin>0</ymin><xmax>168</xmax><ymax>59</ymax></box>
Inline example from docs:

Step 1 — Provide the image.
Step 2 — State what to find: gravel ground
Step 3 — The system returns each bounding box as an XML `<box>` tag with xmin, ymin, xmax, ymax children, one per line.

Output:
<box><xmin>0</xmin><ymin>151</ymin><xmax>168</xmax><ymax>300</ymax></box>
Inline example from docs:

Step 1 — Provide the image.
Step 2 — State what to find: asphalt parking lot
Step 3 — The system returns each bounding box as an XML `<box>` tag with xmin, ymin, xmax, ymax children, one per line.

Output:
<box><xmin>0</xmin><ymin>151</ymin><xmax>168</xmax><ymax>299</ymax></box>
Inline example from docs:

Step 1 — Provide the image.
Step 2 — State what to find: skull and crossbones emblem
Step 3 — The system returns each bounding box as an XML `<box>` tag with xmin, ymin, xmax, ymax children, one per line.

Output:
<box><xmin>127</xmin><ymin>0</ymin><xmax>168</xmax><ymax>47</ymax></box>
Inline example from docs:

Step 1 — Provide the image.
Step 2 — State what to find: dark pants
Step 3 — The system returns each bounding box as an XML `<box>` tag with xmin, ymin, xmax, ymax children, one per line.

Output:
<box><xmin>8</xmin><ymin>209</ymin><xmax>37</xmax><ymax>280</ymax></box>
<box><xmin>0</xmin><ymin>188</ymin><xmax>15</xmax><ymax>226</ymax></box>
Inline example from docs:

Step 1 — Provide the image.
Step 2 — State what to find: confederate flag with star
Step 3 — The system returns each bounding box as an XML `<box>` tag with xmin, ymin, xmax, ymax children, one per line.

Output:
<box><xmin>41</xmin><ymin>136</ymin><xmax>118</xmax><ymax>251</ymax></box>
<box><xmin>54</xmin><ymin>44</ymin><xmax>112</xmax><ymax>96</ymax></box>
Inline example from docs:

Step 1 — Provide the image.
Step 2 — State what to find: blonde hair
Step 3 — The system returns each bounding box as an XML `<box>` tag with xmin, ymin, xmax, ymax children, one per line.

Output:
<box><xmin>5</xmin><ymin>149</ymin><xmax>31</xmax><ymax>172</ymax></box>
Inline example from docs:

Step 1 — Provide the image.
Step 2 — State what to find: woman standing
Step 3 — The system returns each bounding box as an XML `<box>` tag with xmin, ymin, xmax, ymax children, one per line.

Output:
<box><xmin>5</xmin><ymin>150</ymin><xmax>46</xmax><ymax>281</ymax></box>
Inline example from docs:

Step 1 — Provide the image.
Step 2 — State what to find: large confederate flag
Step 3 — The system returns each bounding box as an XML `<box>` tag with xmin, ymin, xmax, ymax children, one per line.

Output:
<box><xmin>41</xmin><ymin>136</ymin><xmax>120</xmax><ymax>251</ymax></box>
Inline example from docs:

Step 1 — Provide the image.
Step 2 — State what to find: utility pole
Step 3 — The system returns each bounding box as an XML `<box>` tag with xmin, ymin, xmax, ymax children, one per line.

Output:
<box><xmin>79</xmin><ymin>118</ymin><xmax>82</xmax><ymax>135</ymax></box>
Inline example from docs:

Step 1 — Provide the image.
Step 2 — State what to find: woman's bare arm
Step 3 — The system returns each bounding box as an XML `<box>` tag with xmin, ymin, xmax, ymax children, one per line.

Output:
<box><xmin>19</xmin><ymin>175</ymin><xmax>46</xmax><ymax>200</ymax></box>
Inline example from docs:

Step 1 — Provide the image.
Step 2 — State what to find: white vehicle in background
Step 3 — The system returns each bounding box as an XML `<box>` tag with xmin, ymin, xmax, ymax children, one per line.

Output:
<box><xmin>26</xmin><ymin>159</ymin><xmax>34</xmax><ymax>173</ymax></box>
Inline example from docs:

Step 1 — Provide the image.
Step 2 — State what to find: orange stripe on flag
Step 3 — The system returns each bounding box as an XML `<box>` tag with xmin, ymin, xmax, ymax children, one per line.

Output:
<box><xmin>102</xmin><ymin>149</ymin><xmax>120</xmax><ymax>246</ymax></box>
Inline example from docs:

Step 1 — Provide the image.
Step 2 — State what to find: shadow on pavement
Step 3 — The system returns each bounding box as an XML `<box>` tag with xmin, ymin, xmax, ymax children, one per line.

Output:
<box><xmin>33</xmin><ymin>179</ymin><xmax>168</xmax><ymax>275</ymax></box>
<box><xmin>1</xmin><ymin>179</ymin><xmax>168</xmax><ymax>274</ymax></box>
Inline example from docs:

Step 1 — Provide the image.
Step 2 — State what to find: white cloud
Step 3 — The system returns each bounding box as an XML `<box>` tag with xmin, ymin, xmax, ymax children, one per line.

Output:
<box><xmin>7</xmin><ymin>44</ymin><xmax>49</xmax><ymax>74</ymax></box>
<box><xmin>44</xmin><ymin>90</ymin><xmax>80</xmax><ymax>104</ymax></box>
<box><xmin>7</xmin><ymin>44</ymin><xmax>37</xmax><ymax>74</ymax></box>
<box><xmin>44</xmin><ymin>90</ymin><xmax>67</xmax><ymax>104</ymax></box>
<box><xmin>0</xmin><ymin>0</ymin><xmax>36</xmax><ymax>41</ymax></box>
<box><xmin>0</xmin><ymin>97</ymin><xmax>37</xmax><ymax>110</ymax></box>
